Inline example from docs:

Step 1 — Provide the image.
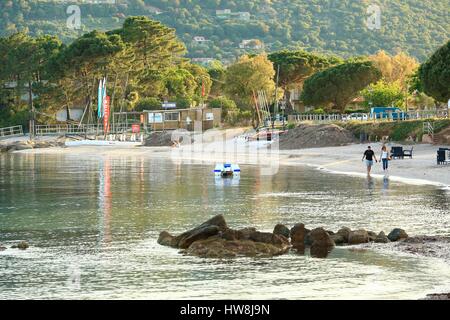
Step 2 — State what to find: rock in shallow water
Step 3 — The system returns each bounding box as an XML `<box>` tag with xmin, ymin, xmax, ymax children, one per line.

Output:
<box><xmin>387</xmin><ymin>228</ymin><xmax>409</xmax><ymax>242</ymax></box>
<box><xmin>185</xmin><ymin>237</ymin><xmax>290</xmax><ymax>258</ymax></box>
<box><xmin>375</xmin><ymin>231</ymin><xmax>390</xmax><ymax>243</ymax></box>
<box><xmin>337</xmin><ymin>227</ymin><xmax>351</xmax><ymax>243</ymax></box>
<box><xmin>273</xmin><ymin>224</ymin><xmax>290</xmax><ymax>239</ymax></box>
<box><xmin>348</xmin><ymin>230</ymin><xmax>369</xmax><ymax>245</ymax></box>
<box><xmin>158</xmin><ymin>215</ymin><xmax>291</xmax><ymax>258</ymax></box>
<box><xmin>309</xmin><ymin>228</ymin><xmax>335</xmax><ymax>258</ymax></box>
<box><xmin>158</xmin><ymin>215</ymin><xmax>411</xmax><ymax>259</ymax></box>
<box><xmin>11</xmin><ymin>241</ymin><xmax>29</xmax><ymax>250</ymax></box>
<box><xmin>290</xmin><ymin>223</ymin><xmax>308</xmax><ymax>252</ymax></box>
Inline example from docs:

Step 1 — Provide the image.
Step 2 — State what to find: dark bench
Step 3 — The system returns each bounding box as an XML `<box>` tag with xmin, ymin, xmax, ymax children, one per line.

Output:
<box><xmin>391</xmin><ymin>146</ymin><xmax>413</xmax><ymax>159</ymax></box>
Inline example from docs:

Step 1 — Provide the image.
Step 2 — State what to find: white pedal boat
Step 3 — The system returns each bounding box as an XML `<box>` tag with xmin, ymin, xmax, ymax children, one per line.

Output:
<box><xmin>214</xmin><ymin>163</ymin><xmax>241</xmax><ymax>178</ymax></box>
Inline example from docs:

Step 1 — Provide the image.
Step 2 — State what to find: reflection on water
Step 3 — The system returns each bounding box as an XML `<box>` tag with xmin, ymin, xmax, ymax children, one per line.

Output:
<box><xmin>0</xmin><ymin>153</ymin><xmax>449</xmax><ymax>300</ymax></box>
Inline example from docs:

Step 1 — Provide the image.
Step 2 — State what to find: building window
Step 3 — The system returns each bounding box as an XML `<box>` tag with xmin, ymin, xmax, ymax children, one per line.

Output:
<box><xmin>164</xmin><ymin>112</ymin><xmax>180</xmax><ymax>121</ymax></box>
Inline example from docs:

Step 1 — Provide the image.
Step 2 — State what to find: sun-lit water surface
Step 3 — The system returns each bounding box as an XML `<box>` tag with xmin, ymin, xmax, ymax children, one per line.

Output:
<box><xmin>0</xmin><ymin>152</ymin><xmax>449</xmax><ymax>300</ymax></box>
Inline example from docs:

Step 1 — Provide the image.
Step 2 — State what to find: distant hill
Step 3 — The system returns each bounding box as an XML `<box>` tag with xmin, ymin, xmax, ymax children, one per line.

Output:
<box><xmin>1</xmin><ymin>0</ymin><xmax>448</xmax><ymax>62</ymax></box>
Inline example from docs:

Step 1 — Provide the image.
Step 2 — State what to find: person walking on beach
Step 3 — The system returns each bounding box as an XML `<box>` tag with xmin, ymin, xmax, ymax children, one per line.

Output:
<box><xmin>362</xmin><ymin>146</ymin><xmax>378</xmax><ymax>175</ymax></box>
<box><xmin>380</xmin><ymin>145</ymin><xmax>390</xmax><ymax>172</ymax></box>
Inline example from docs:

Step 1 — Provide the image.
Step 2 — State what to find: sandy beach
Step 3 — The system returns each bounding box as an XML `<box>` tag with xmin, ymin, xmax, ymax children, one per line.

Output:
<box><xmin>4</xmin><ymin>133</ymin><xmax>449</xmax><ymax>189</ymax></box>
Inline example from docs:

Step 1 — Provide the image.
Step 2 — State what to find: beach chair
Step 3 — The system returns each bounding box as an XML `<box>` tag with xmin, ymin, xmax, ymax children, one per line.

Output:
<box><xmin>390</xmin><ymin>147</ymin><xmax>404</xmax><ymax>159</ymax></box>
<box><xmin>403</xmin><ymin>147</ymin><xmax>414</xmax><ymax>159</ymax></box>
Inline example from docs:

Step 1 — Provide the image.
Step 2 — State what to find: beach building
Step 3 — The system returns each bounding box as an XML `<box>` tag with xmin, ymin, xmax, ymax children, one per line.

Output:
<box><xmin>113</xmin><ymin>107</ymin><xmax>222</xmax><ymax>132</ymax></box>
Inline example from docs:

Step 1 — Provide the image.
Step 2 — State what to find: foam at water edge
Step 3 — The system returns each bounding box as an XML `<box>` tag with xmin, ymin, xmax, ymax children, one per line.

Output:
<box><xmin>313</xmin><ymin>166</ymin><xmax>450</xmax><ymax>190</ymax></box>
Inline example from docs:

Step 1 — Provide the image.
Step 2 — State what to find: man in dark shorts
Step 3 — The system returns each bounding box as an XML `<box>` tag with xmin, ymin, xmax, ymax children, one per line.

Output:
<box><xmin>362</xmin><ymin>146</ymin><xmax>378</xmax><ymax>175</ymax></box>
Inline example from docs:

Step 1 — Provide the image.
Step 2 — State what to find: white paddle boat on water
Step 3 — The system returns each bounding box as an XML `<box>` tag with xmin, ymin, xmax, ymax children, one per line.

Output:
<box><xmin>214</xmin><ymin>163</ymin><xmax>241</xmax><ymax>178</ymax></box>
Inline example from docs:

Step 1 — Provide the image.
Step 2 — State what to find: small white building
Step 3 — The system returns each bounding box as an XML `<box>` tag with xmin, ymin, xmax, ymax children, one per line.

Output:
<box><xmin>193</xmin><ymin>36</ymin><xmax>209</xmax><ymax>43</ymax></box>
<box><xmin>239</xmin><ymin>39</ymin><xmax>264</xmax><ymax>50</ymax></box>
<box><xmin>216</xmin><ymin>9</ymin><xmax>232</xmax><ymax>18</ymax></box>
<box><xmin>191</xmin><ymin>58</ymin><xmax>215</xmax><ymax>66</ymax></box>
<box><xmin>237</xmin><ymin>12</ymin><xmax>251</xmax><ymax>20</ymax></box>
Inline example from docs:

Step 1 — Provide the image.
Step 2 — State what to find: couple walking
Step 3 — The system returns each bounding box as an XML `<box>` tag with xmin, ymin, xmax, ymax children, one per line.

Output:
<box><xmin>362</xmin><ymin>145</ymin><xmax>391</xmax><ymax>175</ymax></box>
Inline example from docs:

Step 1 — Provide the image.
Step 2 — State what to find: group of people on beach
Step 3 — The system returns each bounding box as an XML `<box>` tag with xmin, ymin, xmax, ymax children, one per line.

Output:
<box><xmin>362</xmin><ymin>145</ymin><xmax>391</xmax><ymax>175</ymax></box>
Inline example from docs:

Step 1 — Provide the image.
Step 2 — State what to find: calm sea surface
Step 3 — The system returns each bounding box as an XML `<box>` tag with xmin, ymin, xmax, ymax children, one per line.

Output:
<box><xmin>0</xmin><ymin>153</ymin><xmax>449</xmax><ymax>299</ymax></box>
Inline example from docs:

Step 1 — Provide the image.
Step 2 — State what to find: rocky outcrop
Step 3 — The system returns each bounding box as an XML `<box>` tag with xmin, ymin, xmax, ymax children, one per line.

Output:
<box><xmin>387</xmin><ymin>228</ymin><xmax>409</xmax><ymax>242</ymax></box>
<box><xmin>391</xmin><ymin>236</ymin><xmax>450</xmax><ymax>262</ymax></box>
<box><xmin>0</xmin><ymin>244</ymin><xmax>7</xmax><ymax>251</ymax></box>
<box><xmin>1</xmin><ymin>139</ymin><xmax>66</xmax><ymax>153</ymax></box>
<box><xmin>423</xmin><ymin>293</ymin><xmax>450</xmax><ymax>300</ymax></box>
<box><xmin>158</xmin><ymin>217</ymin><xmax>412</xmax><ymax>259</ymax></box>
<box><xmin>186</xmin><ymin>237</ymin><xmax>290</xmax><ymax>258</ymax></box>
<box><xmin>158</xmin><ymin>215</ymin><xmax>290</xmax><ymax>258</ymax></box>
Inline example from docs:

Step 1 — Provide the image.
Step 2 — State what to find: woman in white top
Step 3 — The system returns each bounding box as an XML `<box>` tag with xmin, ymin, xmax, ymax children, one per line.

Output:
<box><xmin>380</xmin><ymin>145</ymin><xmax>390</xmax><ymax>171</ymax></box>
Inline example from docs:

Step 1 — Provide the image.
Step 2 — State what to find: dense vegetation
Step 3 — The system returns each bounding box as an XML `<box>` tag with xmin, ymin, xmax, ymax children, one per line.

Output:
<box><xmin>301</xmin><ymin>60</ymin><xmax>382</xmax><ymax>111</ymax></box>
<box><xmin>341</xmin><ymin>119</ymin><xmax>450</xmax><ymax>142</ymax></box>
<box><xmin>0</xmin><ymin>4</ymin><xmax>447</xmax><ymax>130</ymax></box>
<box><xmin>419</xmin><ymin>41</ymin><xmax>450</xmax><ymax>103</ymax></box>
<box><xmin>0</xmin><ymin>0</ymin><xmax>448</xmax><ymax>62</ymax></box>
<box><xmin>0</xmin><ymin>17</ymin><xmax>211</xmax><ymax>127</ymax></box>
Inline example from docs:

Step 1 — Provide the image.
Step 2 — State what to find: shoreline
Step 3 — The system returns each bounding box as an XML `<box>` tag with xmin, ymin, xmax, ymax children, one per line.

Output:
<box><xmin>5</xmin><ymin>140</ymin><xmax>449</xmax><ymax>189</ymax></box>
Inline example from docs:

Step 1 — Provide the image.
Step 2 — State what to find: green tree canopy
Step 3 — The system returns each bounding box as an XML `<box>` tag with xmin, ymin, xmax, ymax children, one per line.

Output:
<box><xmin>361</xmin><ymin>80</ymin><xmax>405</xmax><ymax>109</ymax></box>
<box><xmin>419</xmin><ymin>41</ymin><xmax>450</xmax><ymax>102</ymax></box>
<box><xmin>224</xmin><ymin>54</ymin><xmax>276</xmax><ymax>109</ymax></box>
<box><xmin>301</xmin><ymin>61</ymin><xmax>381</xmax><ymax>111</ymax></box>
<box><xmin>268</xmin><ymin>50</ymin><xmax>342</xmax><ymax>89</ymax></box>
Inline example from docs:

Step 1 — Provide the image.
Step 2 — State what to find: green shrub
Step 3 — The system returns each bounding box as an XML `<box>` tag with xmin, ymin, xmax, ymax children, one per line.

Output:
<box><xmin>287</xmin><ymin>122</ymin><xmax>296</xmax><ymax>130</ymax></box>
<box><xmin>311</xmin><ymin>108</ymin><xmax>325</xmax><ymax>114</ymax></box>
<box><xmin>175</xmin><ymin>97</ymin><xmax>193</xmax><ymax>109</ymax></box>
<box><xmin>209</xmin><ymin>96</ymin><xmax>238</xmax><ymax>119</ymax></box>
<box><xmin>134</xmin><ymin>97</ymin><xmax>162</xmax><ymax>111</ymax></box>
